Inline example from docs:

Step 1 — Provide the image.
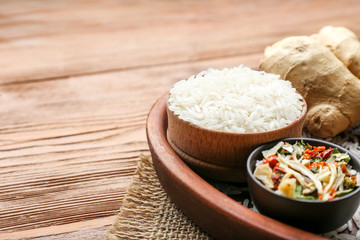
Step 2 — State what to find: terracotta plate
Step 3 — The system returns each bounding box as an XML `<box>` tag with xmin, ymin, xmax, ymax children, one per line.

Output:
<box><xmin>146</xmin><ymin>94</ymin><xmax>326</xmax><ymax>240</ymax></box>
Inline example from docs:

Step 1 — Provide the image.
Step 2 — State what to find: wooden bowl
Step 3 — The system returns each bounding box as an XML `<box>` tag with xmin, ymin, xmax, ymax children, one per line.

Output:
<box><xmin>166</xmin><ymin>93</ymin><xmax>307</xmax><ymax>182</ymax></box>
<box><xmin>146</xmin><ymin>94</ymin><xmax>324</xmax><ymax>240</ymax></box>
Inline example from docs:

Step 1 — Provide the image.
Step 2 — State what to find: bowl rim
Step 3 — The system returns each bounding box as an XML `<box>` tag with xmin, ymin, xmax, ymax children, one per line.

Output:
<box><xmin>166</xmin><ymin>92</ymin><xmax>307</xmax><ymax>136</ymax></box>
<box><xmin>147</xmin><ymin>94</ymin><xmax>326</xmax><ymax>240</ymax></box>
<box><xmin>247</xmin><ymin>137</ymin><xmax>360</xmax><ymax>203</ymax></box>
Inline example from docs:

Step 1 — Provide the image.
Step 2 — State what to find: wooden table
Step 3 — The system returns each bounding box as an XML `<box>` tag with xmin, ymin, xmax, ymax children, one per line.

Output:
<box><xmin>1</xmin><ymin>0</ymin><xmax>359</xmax><ymax>239</ymax></box>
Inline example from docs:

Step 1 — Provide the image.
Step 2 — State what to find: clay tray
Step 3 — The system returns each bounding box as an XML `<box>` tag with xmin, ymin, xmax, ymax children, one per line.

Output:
<box><xmin>146</xmin><ymin>95</ymin><xmax>357</xmax><ymax>240</ymax></box>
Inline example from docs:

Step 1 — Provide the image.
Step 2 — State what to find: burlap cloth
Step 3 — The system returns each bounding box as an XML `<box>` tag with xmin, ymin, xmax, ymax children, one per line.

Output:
<box><xmin>106</xmin><ymin>125</ymin><xmax>360</xmax><ymax>240</ymax></box>
<box><xmin>106</xmin><ymin>155</ymin><xmax>213</xmax><ymax>240</ymax></box>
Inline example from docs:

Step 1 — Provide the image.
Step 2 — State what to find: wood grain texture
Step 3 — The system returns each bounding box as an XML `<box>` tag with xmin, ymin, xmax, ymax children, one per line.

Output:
<box><xmin>0</xmin><ymin>216</ymin><xmax>115</xmax><ymax>239</ymax></box>
<box><xmin>1</xmin><ymin>0</ymin><xmax>360</xmax><ymax>84</ymax></box>
<box><xmin>166</xmin><ymin>97</ymin><xmax>306</xmax><ymax>182</ymax></box>
<box><xmin>147</xmin><ymin>95</ymin><xmax>326</xmax><ymax>240</ymax></box>
<box><xmin>1</xmin><ymin>0</ymin><xmax>360</xmax><ymax>239</ymax></box>
<box><xmin>0</xmin><ymin>54</ymin><xmax>258</xmax><ymax>238</ymax></box>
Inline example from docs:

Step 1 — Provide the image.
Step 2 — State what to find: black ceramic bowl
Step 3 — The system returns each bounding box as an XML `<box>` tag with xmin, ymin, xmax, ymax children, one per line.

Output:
<box><xmin>247</xmin><ymin>138</ymin><xmax>360</xmax><ymax>234</ymax></box>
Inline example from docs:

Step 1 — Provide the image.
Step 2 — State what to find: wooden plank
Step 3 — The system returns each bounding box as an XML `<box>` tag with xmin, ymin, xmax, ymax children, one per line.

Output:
<box><xmin>1</xmin><ymin>0</ymin><xmax>360</xmax><ymax>84</ymax></box>
<box><xmin>0</xmin><ymin>216</ymin><xmax>114</xmax><ymax>239</ymax></box>
<box><xmin>2</xmin><ymin>0</ymin><xmax>360</xmax><ymax>238</ymax></box>
<box><xmin>0</xmin><ymin>53</ymin><xmax>259</xmax><ymax>235</ymax></box>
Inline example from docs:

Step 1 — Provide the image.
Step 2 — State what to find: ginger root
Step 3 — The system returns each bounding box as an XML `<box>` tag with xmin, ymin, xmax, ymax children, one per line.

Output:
<box><xmin>312</xmin><ymin>26</ymin><xmax>360</xmax><ymax>79</ymax></box>
<box><xmin>260</xmin><ymin>34</ymin><xmax>360</xmax><ymax>138</ymax></box>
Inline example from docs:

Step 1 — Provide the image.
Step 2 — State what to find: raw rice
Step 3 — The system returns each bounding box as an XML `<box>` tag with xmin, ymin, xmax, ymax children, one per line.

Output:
<box><xmin>168</xmin><ymin>65</ymin><xmax>303</xmax><ymax>133</ymax></box>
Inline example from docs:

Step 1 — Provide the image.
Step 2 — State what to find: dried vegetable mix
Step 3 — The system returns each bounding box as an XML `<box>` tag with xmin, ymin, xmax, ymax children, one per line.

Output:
<box><xmin>254</xmin><ymin>141</ymin><xmax>359</xmax><ymax>200</ymax></box>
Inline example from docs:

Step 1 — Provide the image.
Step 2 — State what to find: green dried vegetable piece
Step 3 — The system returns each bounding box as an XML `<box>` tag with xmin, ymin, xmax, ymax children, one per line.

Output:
<box><xmin>344</xmin><ymin>177</ymin><xmax>356</xmax><ymax>189</ymax></box>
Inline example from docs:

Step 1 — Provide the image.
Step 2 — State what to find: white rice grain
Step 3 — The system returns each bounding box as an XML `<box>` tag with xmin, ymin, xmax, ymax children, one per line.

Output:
<box><xmin>337</xmin><ymin>223</ymin><xmax>349</xmax><ymax>233</ymax></box>
<box><xmin>243</xmin><ymin>198</ymin><xmax>249</xmax><ymax>208</ymax></box>
<box><xmin>356</xmin><ymin>229</ymin><xmax>360</xmax><ymax>238</ymax></box>
<box><xmin>348</xmin><ymin>220</ymin><xmax>354</xmax><ymax>232</ymax></box>
<box><xmin>353</xmin><ymin>206</ymin><xmax>360</xmax><ymax>229</ymax></box>
<box><xmin>168</xmin><ymin>66</ymin><xmax>303</xmax><ymax>133</ymax></box>
<box><xmin>338</xmin><ymin>233</ymin><xmax>356</xmax><ymax>240</ymax></box>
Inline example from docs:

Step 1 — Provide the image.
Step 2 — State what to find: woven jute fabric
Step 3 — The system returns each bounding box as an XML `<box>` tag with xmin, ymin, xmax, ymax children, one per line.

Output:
<box><xmin>106</xmin><ymin>125</ymin><xmax>360</xmax><ymax>240</ymax></box>
<box><xmin>106</xmin><ymin>155</ymin><xmax>213</xmax><ymax>240</ymax></box>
